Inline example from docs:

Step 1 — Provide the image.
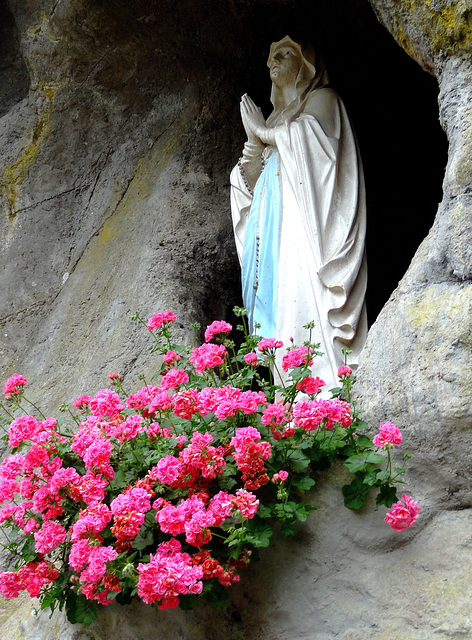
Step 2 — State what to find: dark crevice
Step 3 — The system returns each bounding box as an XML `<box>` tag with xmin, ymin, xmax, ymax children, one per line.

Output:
<box><xmin>0</xmin><ymin>0</ymin><xmax>30</xmax><ymax>118</ymax></box>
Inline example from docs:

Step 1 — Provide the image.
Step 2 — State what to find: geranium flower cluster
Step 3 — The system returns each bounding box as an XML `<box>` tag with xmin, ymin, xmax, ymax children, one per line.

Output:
<box><xmin>385</xmin><ymin>494</ymin><xmax>421</xmax><ymax>531</ymax></box>
<box><xmin>293</xmin><ymin>398</ymin><xmax>352</xmax><ymax>431</ymax></box>
<box><xmin>282</xmin><ymin>346</ymin><xmax>314</xmax><ymax>372</ymax></box>
<box><xmin>0</xmin><ymin>312</ymin><xmax>418</xmax><ymax>624</ymax></box>
<box><xmin>372</xmin><ymin>421</ymin><xmax>403</xmax><ymax>447</ymax></box>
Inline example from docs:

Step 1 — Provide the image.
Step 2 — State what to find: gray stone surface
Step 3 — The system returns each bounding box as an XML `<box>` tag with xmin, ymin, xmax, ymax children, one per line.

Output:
<box><xmin>0</xmin><ymin>0</ymin><xmax>471</xmax><ymax>637</ymax></box>
<box><xmin>0</xmin><ymin>0</ymin><xmax>242</xmax><ymax>411</ymax></box>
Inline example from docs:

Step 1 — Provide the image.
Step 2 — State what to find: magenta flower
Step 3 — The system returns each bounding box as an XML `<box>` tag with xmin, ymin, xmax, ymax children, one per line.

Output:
<box><xmin>244</xmin><ymin>352</ymin><xmax>258</xmax><ymax>366</ymax></box>
<box><xmin>2</xmin><ymin>374</ymin><xmax>27</xmax><ymax>397</ymax></box>
<box><xmin>147</xmin><ymin>311</ymin><xmax>177</xmax><ymax>331</ymax></box>
<box><xmin>204</xmin><ymin>320</ymin><xmax>232</xmax><ymax>343</ymax></box>
<box><xmin>282</xmin><ymin>346</ymin><xmax>313</xmax><ymax>372</ymax></box>
<box><xmin>257</xmin><ymin>338</ymin><xmax>283</xmax><ymax>353</ymax></box>
<box><xmin>296</xmin><ymin>376</ymin><xmax>325</xmax><ymax>395</ymax></box>
<box><xmin>89</xmin><ymin>389</ymin><xmax>124</xmax><ymax>418</ymax></box>
<box><xmin>337</xmin><ymin>366</ymin><xmax>352</xmax><ymax>378</ymax></box>
<box><xmin>189</xmin><ymin>344</ymin><xmax>226</xmax><ymax>374</ymax></box>
<box><xmin>72</xmin><ymin>395</ymin><xmax>92</xmax><ymax>409</ymax></box>
<box><xmin>373</xmin><ymin>421</ymin><xmax>402</xmax><ymax>447</ymax></box>
<box><xmin>385</xmin><ymin>494</ymin><xmax>420</xmax><ymax>531</ymax></box>
<box><xmin>160</xmin><ymin>368</ymin><xmax>189</xmax><ymax>391</ymax></box>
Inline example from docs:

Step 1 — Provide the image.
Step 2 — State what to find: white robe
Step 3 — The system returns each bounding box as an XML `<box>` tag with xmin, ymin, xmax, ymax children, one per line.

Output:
<box><xmin>230</xmin><ymin>87</ymin><xmax>367</xmax><ymax>393</ymax></box>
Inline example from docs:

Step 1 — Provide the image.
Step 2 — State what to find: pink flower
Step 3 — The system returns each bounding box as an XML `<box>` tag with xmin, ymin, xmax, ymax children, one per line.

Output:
<box><xmin>126</xmin><ymin>386</ymin><xmax>159</xmax><ymax>411</ymax></box>
<box><xmin>83</xmin><ymin>439</ymin><xmax>114</xmax><ymax>479</ymax></box>
<box><xmin>189</xmin><ymin>343</ymin><xmax>226</xmax><ymax>374</ymax></box>
<box><xmin>257</xmin><ymin>338</ymin><xmax>283</xmax><ymax>353</ymax></box>
<box><xmin>172</xmin><ymin>388</ymin><xmax>201</xmax><ymax>420</ymax></box>
<box><xmin>293</xmin><ymin>398</ymin><xmax>352</xmax><ymax>431</ymax></box>
<box><xmin>0</xmin><ymin>454</ymin><xmax>24</xmax><ymax>480</ymax></box>
<box><xmin>109</xmin><ymin>414</ymin><xmax>145</xmax><ymax>442</ymax></box>
<box><xmin>204</xmin><ymin>320</ymin><xmax>232</xmax><ymax>343</ymax></box>
<box><xmin>160</xmin><ymin>368</ymin><xmax>189</xmax><ymax>391</ymax></box>
<box><xmin>147</xmin><ymin>311</ymin><xmax>177</xmax><ymax>331</ymax></box>
<box><xmin>0</xmin><ymin>570</ymin><xmax>23</xmax><ymax>598</ymax></box>
<box><xmin>147</xmin><ymin>422</ymin><xmax>172</xmax><ymax>439</ymax></box>
<box><xmin>0</xmin><ymin>504</ymin><xmax>18</xmax><ymax>524</ymax></box>
<box><xmin>137</xmin><ymin>539</ymin><xmax>203</xmax><ymax>607</ymax></box>
<box><xmin>282</xmin><ymin>346</ymin><xmax>313</xmax><ymax>372</ymax></box>
<box><xmin>8</xmin><ymin>415</ymin><xmax>43</xmax><ymax>448</ymax></box>
<box><xmin>107</xmin><ymin>372</ymin><xmax>122</xmax><ymax>385</ymax></box>
<box><xmin>2</xmin><ymin>374</ymin><xmax>27</xmax><ymax>397</ymax></box>
<box><xmin>338</xmin><ymin>366</ymin><xmax>352</xmax><ymax>378</ymax></box>
<box><xmin>148</xmin><ymin>391</ymin><xmax>173</xmax><ymax>414</ymax></box>
<box><xmin>296</xmin><ymin>376</ymin><xmax>325</xmax><ymax>395</ymax></box>
<box><xmin>272</xmin><ymin>470</ymin><xmax>289</xmax><ymax>483</ymax></box>
<box><xmin>373</xmin><ymin>422</ymin><xmax>402</xmax><ymax>447</ymax></box>
<box><xmin>155</xmin><ymin>455</ymin><xmax>184</xmax><ymax>485</ymax></box>
<box><xmin>50</xmin><ymin>467</ymin><xmax>81</xmax><ymax>493</ymax></box>
<box><xmin>90</xmin><ymin>389</ymin><xmax>124</xmax><ymax>418</ymax></box>
<box><xmin>208</xmin><ymin>491</ymin><xmax>234</xmax><ymax>525</ymax></box>
<box><xmin>244</xmin><ymin>352</ymin><xmax>258</xmax><ymax>366</ymax></box>
<box><xmin>261</xmin><ymin>403</ymin><xmax>291</xmax><ymax>427</ymax></box>
<box><xmin>163</xmin><ymin>350</ymin><xmax>181</xmax><ymax>366</ymax></box>
<box><xmin>232</xmin><ymin>489</ymin><xmax>259</xmax><ymax>519</ymax></box>
<box><xmin>73</xmin><ymin>395</ymin><xmax>92</xmax><ymax>409</ymax></box>
<box><xmin>34</xmin><ymin>521</ymin><xmax>67</xmax><ymax>554</ymax></box>
<box><xmin>71</xmin><ymin>503</ymin><xmax>112</xmax><ymax>543</ymax></box>
<box><xmin>385</xmin><ymin>494</ymin><xmax>420</xmax><ymax>531</ymax></box>
<box><xmin>0</xmin><ymin>479</ymin><xmax>19</xmax><ymax>502</ymax></box>
<box><xmin>71</xmin><ymin>417</ymin><xmax>102</xmax><ymax>457</ymax></box>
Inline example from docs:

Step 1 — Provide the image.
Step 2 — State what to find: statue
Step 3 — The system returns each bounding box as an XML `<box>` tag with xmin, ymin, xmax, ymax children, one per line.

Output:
<box><xmin>230</xmin><ymin>36</ymin><xmax>367</xmax><ymax>391</ymax></box>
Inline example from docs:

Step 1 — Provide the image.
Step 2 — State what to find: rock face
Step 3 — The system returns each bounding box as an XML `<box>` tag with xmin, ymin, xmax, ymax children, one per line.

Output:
<box><xmin>357</xmin><ymin>2</ymin><xmax>472</xmax><ymax>509</ymax></box>
<box><xmin>0</xmin><ymin>0</ymin><xmax>470</xmax><ymax>637</ymax></box>
<box><xmin>0</xmin><ymin>0</ymin><xmax>249</xmax><ymax>412</ymax></box>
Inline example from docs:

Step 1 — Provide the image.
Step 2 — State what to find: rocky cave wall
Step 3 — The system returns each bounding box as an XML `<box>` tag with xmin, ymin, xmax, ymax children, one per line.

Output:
<box><xmin>0</xmin><ymin>0</ymin><xmax>470</xmax><ymax>638</ymax></box>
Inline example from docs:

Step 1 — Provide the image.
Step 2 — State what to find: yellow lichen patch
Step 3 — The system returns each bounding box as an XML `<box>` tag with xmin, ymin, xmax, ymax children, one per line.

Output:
<box><xmin>27</xmin><ymin>11</ymin><xmax>60</xmax><ymax>42</ymax></box>
<box><xmin>430</xmin><ymin>2</ymin><xmax>472</xmax><ymax>54</ymax></box>
<box><xmin>406</xmin><ymin>286</ymin><xmax>472</xmax><ymax>331</ymax></box>
<box><xmin>84</xmin><ymin>119</ymin><xmax>183</xmax><ymax>265</ymax></box>
<box><xmin>390</xmin><ymin>1</ymin><xmax>472</xmax><ymax>63</ymax></box>
<box><xmin>1</xmin><ymin>82</ymin><xmax>62</xmax><ymax>219</ymax></box>
<box><xmin>395</xmin><ymin>24</ymin><xmax>417</xmax><ymax>59</ymax></box>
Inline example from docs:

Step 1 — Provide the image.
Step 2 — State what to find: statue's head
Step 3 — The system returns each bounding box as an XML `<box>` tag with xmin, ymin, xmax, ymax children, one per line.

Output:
<box><xmin>267</xmin><ymin>36</ymin><xmax>318</xmax><ymax>89</ymax></box>
<box><xmin>266</xmin><ymin>36</ymin><xmax>328</xmax><ymax>115</ymax></box>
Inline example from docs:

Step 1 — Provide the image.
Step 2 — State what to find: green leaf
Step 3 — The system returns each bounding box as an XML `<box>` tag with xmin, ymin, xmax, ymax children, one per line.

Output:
<box><xmin>244</xmin><ymin>518</ymin><xmax>273</xmax><ymax>548</ymax></box>
<box><xmin>376</xmin><ymin>469</ymin><xmax>391</xmax><ymax>482</ymax></box>
<box><xmin>178</xmin><ymin>593</ymin><xmax>199</xmax><ymax>611</ymax></box>
<box><xmin>362</xmin><ymin>468</ymin><xmax>380</xmax><ymax>486</ymax></box>
<box><xmin>394</xmin><ymin>467</ymin><xmax>406</xmax><ymax>476</ymax></box>
<box><xmin>66</xmin><ymin>592</ymin><xmax>98</xmax><ymax>626</ymax></box>
<box><xmin>20</xmin><ymin>537</ymin><xmax>37</xmax><ymax>563</ymax></box>
<box><xmin>375</xmin><ymin>484</ymin><xmax>398</xmax><ymax>508</ymax></box>
<box><xmin>286</xmin><ymin>449</ymin><xmax>311</xmax><ymax>471</ymax></box>
<box><xmin>352</xmin><ymin>419</ymin><xmax>369</xmax><ymax>431</ymax></box>
<box><xmin>279</xmin><ymin>520</ymin><xmax>297</xmax><ymax>536</ymax></box>
<box><xmin>342</xmin><ymin>478</ymin><xmax>369</xmax><ymax>509</ymax></box>
<box><xmin>356</xmin><ymin>435</ymin><xmax>373</xmax><ymax>447</ymax></box>
<box><xmin>203</xmin><ymin>581</ymin><xmax>230</xmax><ymax>609</ymax></box>
<box><xmin>291</xmin><ymin>475</ymin><xmax>316</xmax><ymax>491</ymax></box>
<box><xmin>255</xmin><ymin>503</ymin><xmax>273</xmax><ymax>518</ymax></box>
<box><xmin>344</xmin><ymin>451</ymin><xmax>385</xmax><ymax>473</ymax></box>
<box><xmin>132</xmin><ymin>529</ymin><xmax>155</xmax><ymax>551</ymax></box>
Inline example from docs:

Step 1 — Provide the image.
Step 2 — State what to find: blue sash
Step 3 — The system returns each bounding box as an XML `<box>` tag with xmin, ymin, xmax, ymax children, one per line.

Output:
<box><xmin>241</xmin><ymin>152</ymin><xmax>282</xmax><ymax>337</ymax></box>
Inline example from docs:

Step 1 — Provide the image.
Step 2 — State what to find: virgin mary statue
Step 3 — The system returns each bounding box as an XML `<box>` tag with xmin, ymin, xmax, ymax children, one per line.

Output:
<box><xmin>230</xmin><ymin>36</ymin><xmax>367</xmax><ymax>391</ymax></box>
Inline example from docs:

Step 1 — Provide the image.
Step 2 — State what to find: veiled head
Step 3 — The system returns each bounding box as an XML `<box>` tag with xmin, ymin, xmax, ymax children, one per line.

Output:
<box><xmin>266</xmin><ymin>36</ymin><xmax>329</xmax><ymax>118</ymax></box>
<box><xmin>267</xmin><ymin>36</ymin><xmax>317</xmax><ymax>88</ymax></box>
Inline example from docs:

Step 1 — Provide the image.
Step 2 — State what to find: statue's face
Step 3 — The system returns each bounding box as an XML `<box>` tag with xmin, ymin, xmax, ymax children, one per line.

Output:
<box><xmin>268</xmin><ymin>45</ymin><xmax>301</xmax><ymax>88</ymax></box>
